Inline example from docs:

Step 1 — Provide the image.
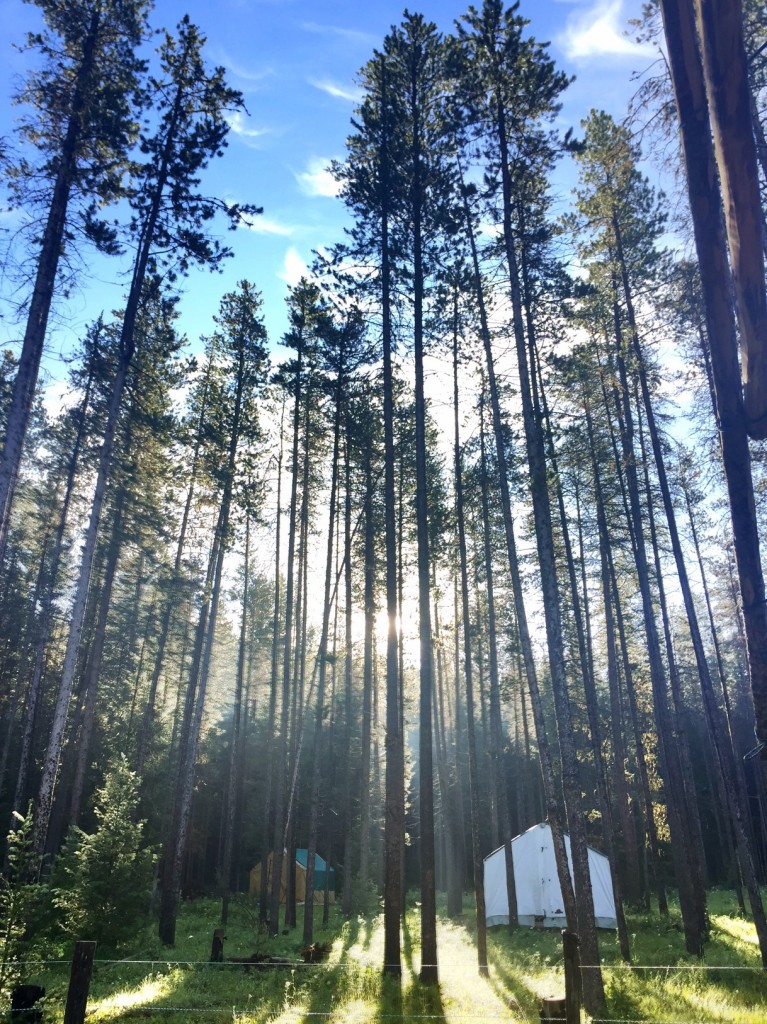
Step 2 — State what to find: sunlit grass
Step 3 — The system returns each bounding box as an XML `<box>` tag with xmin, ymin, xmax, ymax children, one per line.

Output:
<box><xmin>20</xmin><ymin>889</ymin><xmax>767</xmax><ymax>1023</ymax></box>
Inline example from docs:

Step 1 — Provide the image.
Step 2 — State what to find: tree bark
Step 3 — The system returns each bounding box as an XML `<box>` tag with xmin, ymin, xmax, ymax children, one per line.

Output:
<box><xmin>660</xmin><ymin>0</ymin><xmax>767</xmax><ymax>753</ymax></box>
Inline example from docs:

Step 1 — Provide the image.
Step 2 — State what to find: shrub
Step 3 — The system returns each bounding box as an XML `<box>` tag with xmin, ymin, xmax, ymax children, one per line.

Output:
<box><xmin>0</xmin><ymin>805</ymin><xmax>49</xmax><ymax>997</ymax></box>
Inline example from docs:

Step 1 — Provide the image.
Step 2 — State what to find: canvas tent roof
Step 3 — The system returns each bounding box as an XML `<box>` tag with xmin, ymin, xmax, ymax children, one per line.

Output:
<box><xmin>249</xmin><ymin>850</ymin><xmax>336</xmax><ymax>904</ymax></box>
<box><xmin>483</xmin><ymin>822</ymin><xmax>616</xmax><ymax>929</ymax></box>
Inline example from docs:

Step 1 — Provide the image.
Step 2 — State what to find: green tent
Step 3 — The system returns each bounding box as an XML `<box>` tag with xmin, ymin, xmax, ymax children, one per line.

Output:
<box><xmin>296</xmin><ymin>849</ymin><xmax>336</xmax><ymax>893</ymax></box>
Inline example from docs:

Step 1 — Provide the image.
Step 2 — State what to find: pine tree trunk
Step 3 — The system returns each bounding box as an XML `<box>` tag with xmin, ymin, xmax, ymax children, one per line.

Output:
<box><xmin>0</xmin><ymin>7</ymin><xmax>103</xmax><ymax>563</ymax></box>
<box><xmin>358</xmin><ymin>445</ymin><xmax>375</xmax><ymax>903</ymax></box>
<box><xmin>341</xmin><ymin>429</ymin><xmax>356</xmax><ymax>918</ymax></box>
<box><xmin>499</xmin><ymin>172</ymin><xmax>603</xmax><ymax>1010</ymax></box>
<box><xmin>453</xmin><ymin>330</ymin><xmax>488</xmax><ymax>974</ymax></box>
<box><xmin>478</xmin><ymin>391</ymin><xmax>517</xmax><ymax>927</ymax></box>
<box><xmin>585</xmin><ymin>405</ymin><xmax>643</xmax><ymax>908</ymax></box>
<box><xmin>269</xmin><ymin>348</ymin><xmax>303</xmax><ymax>937</ymax></box>
<box><xmin>221</xmin><ymin>514</ymin><xmax>250</xmax><ymax>926</ymax></box>
<box><xmin>660</xmin><ymin>0</ymin><xmax>767</xmax><ymax>755</ymax></box>
<box><xmin>459</xmin><ymin>170</ymin><xmax>578</xmax><ymax>948</ymax></box>
<box><xmin>137</xmin><ymin>354</ymin><xmax>213</xmax><ymax>776</ymax></box>
<box><xmin>379</xmin><ymin>58</ymin><xmax>404</xmax><ymax>979</ymax></box>
<box><xmin>304</xmin><ymin>351</ymin><xmax>344</xmax><ymax>943</ymax></box>
<box><xmin>158</xmin><ymin>302</ymin><xmax>249</xmax><ymax>945</ymax></box>
<box><xmin>69</xmin><ymin>490</ymin><xmax>125</xmax><ymax>826</ymax></box>
<box><xmin>625</xmin><ymin>278</ymin><xmax>767</xmax><ymax>964</ymax></box>
<box><xmin>259</xmin><ymin>405</ymin><xmax>284</xmax><ymax>924</ymax></box>
<box><xmin>605</xmin><ymin>307</ymin><xmax>706</xmax><ymax>953</ymax></box>
<box><xmin>532</xmin><ymin>346</ymin><xmax>630</xmax><ymax>961</ymax></box>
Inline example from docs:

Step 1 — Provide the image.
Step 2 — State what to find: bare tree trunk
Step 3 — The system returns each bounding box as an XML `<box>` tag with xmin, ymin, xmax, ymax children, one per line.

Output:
<box><xmin>694</xmin><ymin>0</ymin><xmax>767</xmax><ymax>437</ymax></box>
<box><xmin>453</xmin><ymin>327</ymin><xmax>488</xmax><ymax>974</ymax></box>
<box><xmin>304</xmin><ymin>346</ymin><xmax>344</xmax><ymax>943</ymax></box>
<box><xmin>626</xmin><ymin>287</ymin><xmax>767</xmax><ymax>964</ymax></box>
<box><xmin>605</xmin><ymin>307</ymin><xmax>706</xmax><ymax>954</ymax></box>
<box><xmin>269</xmin><ymin>347</ymin><xmax>303</xmax><ymax>938</ymax></box>
<box><xmin>477</xmin><ymin>389</ymin><xmax>516</xmax><ymax>928</ymax></box>
<box><xmin>584</xmin><ymin>405</ymin><xmax>642</xmax><ymax>908</ymax></box>
<box><xmin>532</xmin><ymin>339</ymin><xmax>630</xmax><ymax>961</ymax></box>
<box><xmin>69</xmin><ymin>491</ymin><xmax>125</xmax><ymax>826</ymax></box>
<box><xmin>137</xmin><ymin>354</ymin><xmax>213</xmax><ymax>776</ymax></box>
<box><xmin>459</xmin><ymin>169</ymin><xmax>578</xmax><ymax>951</ymax></box>
<box><xmin>341</xmin><ymin>429</ymin><xmax>356</xmax><ymax>917</ymax></box>
<box><xmin>259</xmin><ymin>405</ymin><xmax>285</xmax><ymax>924</ymax></box>
<box><xmin>221</xmin><ymin>514</ymin><xmax>251</xmax><ymax>926</ymax></box>
<box><xmin>500</xmin><ymin>182</ymin><xmax>603</xmax><ymax>1009</ymax></box>
<box><xmin>358</xmin><ymin>445</ymin><xmax>375</xmax><ymax>903</ymax></box>
<box><xmin>0</xmin><ymin>7</ymin><xmax>103</xmax><ymax>563</ymax></box>
<box><xmin>660</xmin><ymin>0</ymin><xmax>767</xmax><ymax>754</ymax></box>
<box><xmin>378</xmin><ymin>58</ymin><xmax>404</xmax><ymax>979</ymax></box>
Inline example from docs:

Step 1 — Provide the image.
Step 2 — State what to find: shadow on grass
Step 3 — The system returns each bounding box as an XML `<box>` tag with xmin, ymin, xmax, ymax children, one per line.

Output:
<box><xmin>402</xmin><ymin>913</ymin><xmax>416</xmax><ymax>976</ymax></box>
<box><xmin>80</xmin><ymin>960</ymin><xmax>294</xmax><ymax>1023</ymax></box>
<box><xmin>377</xmin><ymin>969</ymin><xmax>446</xmax><ymax>1024</ymax></box>
<box><xmin>335</xmin><ymin>912</ymin><xmax>374</xmax><ymax>957</ymax></box>
<box><xmin>464</xmin><ymin>924</ymin><xmax>554</xmax><ymax>1020</ymax></box>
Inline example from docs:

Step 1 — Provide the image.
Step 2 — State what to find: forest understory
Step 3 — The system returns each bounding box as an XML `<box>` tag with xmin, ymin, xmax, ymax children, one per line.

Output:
<box><xmin>18</xmin><ymin>892</ymin><xmax>767</xmax><ymax>1024</ymax></box>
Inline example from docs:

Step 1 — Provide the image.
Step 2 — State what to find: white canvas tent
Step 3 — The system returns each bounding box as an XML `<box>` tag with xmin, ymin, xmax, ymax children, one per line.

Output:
<box><xmin>483</xmin><ymin>822</ymin><xmax>617</xmax><ymax>929</ymax></box>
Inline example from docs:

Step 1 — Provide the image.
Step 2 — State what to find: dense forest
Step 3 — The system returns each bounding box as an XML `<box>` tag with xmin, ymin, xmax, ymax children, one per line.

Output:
<box><xmin>1</xmin><ymin>0</ymin><xmax>767</xmax><ymax>1017</ymax></box>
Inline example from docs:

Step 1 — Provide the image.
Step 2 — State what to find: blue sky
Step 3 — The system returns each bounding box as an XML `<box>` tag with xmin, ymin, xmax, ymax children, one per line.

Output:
<box><xmin>0</xmin><ymin>0</ymin><xmax>658</xmax><ymax>395</ymax></box>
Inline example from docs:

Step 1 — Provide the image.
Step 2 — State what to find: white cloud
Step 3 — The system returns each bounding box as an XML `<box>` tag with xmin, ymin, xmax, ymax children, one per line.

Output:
<box><xmin>558</xmin><ymin>1</ymin><xmax>655</xmax><ymax>60</ymax></box>
<box><xmin>278</xmin><ymin>247</ymin><xmax>309</xmax><ymax>286</ymax></box>
<box><xmin>226</xmin><ymin>111</ymin><xmax>271</xmax><ymax>144</ymax></box>
<box><xmin>295</xmin><ymin>157</ymin><xmax>341</xmax><ymax>198</ymax></box>
<box><xmin>300</xmin><ymin>21</ymin><xmax>378</xmax><ymax>47</ymax></box>
<box><xmin>219</xmin><ymin>53</ymin><xmax>273</xmax><ymax>86</ymax></box>
<box><xmin>243</xmin><ymin>216</ymin><xmax>295</xmax><ymax>237</ymax></box>
<box><xmin>308</xmin><ymin>77</ymin><xmax>363</xmax><ymax>103</ymax></box>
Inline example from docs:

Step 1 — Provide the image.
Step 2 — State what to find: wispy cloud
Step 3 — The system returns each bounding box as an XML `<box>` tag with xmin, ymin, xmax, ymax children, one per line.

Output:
<box><xmin>243</xmin><ymin>216</ymin><xmax>296</xmax><ymax>237</ymax></box>
<box><xmin>219</xmin><ymin>52</ymin><xmax>273</xmax><ymax>86</ymax></box>
<box><xmin>295</xmin><ymin>157</ymin><xmax>341</xmax><ymax>198</ymax></box>
<box><xmin>226</xmin><ymin>111</ymin><xmax>272</xmax><ymax>147</ymax></box>
<box><xmin>557</xmin><ymin>1</ymin><xmax>655</xmax><ymax>60</ymax></box>
<box><xmin>300</xmin><ymin>21</ymin><xmax>378</xmax><ymax>47</ymax></box>
<box><xmin>278</xmin><ymin>247</ymin><xmax>309</xmax><ymax>286</ymax></box>
<box><xmin>308</xmin><ymin>77</ymin><xmax>363</xmax><ymax>103</ymax></box>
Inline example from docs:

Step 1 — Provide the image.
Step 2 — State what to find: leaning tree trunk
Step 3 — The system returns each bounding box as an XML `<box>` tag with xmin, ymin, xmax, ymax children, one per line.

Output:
<box><xmin>499</xmin><ymin>173</ymin><xmax>603</xmax><ymax>1010</ymax></box>
<box><xmin>603</xmin><ymin>310</ymin><xmax>707</xmax><ymax>954</ymax></box>
<box><xmin>10</xmin><ymin>348</ymin><xmax>95</xmax><ymax>818</ymax></box>
<box><xmin>0</xmin><ymin>6</ymin><xmax>103</xmax><ymax>564</ymax></box>
<box><xmin>34</xmin><ymin>54</ymin><xmax>190</xmax><ymax>859</ymax></box>
<box><xmin>69</xmin><ymin>489</ymin><xmax>126</xmax><ymax>826</ymax></box>
<box><xmin>583</xmin><ymin>402</ymin><xmax>644</xmax><ymax>908</ymax></box>
<box><xmin>660</xmin><ymin>0</ymin><xmax>767</xmax><ymax>756</ymax></box>
<box><xmin>624</xmin><ymin>275</ymin><xmax>767</xmax><ymax>964</ymax></box>
<box><xmin>531</xmin><ymin>340</ymin><xmax>630</xmax><ymax>961</ymax></box>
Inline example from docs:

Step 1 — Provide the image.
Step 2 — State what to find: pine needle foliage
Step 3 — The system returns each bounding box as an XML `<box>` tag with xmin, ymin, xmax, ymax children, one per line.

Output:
<box><xmin>52</xmin><ymin>756</ymin><xmax>155</xmax><ymax>952</ymax></box>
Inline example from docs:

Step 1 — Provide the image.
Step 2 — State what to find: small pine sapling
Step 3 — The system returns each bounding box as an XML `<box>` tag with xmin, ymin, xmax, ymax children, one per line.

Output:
<box><xmin>52</xmin><ymin>756</ymin><xmax>155</xmax><ymax>951</ymax></box>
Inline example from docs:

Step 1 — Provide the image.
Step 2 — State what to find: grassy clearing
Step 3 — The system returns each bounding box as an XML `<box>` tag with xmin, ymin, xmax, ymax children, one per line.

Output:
<box><xmin>20</xmin><ymin>889</ymin><xmax>766</xmax><ymax>1023</ymax></box>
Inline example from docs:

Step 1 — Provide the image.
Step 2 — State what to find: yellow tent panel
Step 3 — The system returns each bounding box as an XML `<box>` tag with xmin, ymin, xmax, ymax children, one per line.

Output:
<box><xmin>249</xmin><ymin>850</ymin><xmax>335</xmax><ymax>904</ymax></box>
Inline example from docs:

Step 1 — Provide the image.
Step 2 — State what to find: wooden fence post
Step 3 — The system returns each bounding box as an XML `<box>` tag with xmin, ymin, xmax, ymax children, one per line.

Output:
<box><xmin>562</xmin><ymin>930</ymin><xmax>582</xmax><ymax>1024</ymax></box>
<box><xmin>63</xmin><ymin>940</ymin><xmax>96</xmax><ymax>1024</ymax></box>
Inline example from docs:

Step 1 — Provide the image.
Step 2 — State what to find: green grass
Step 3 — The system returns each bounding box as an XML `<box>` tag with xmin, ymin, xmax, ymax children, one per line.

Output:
<box><xmin>17</xmin><ymin>890</ymin><xmax>767</xmax><ymax>1023</ymax></box>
